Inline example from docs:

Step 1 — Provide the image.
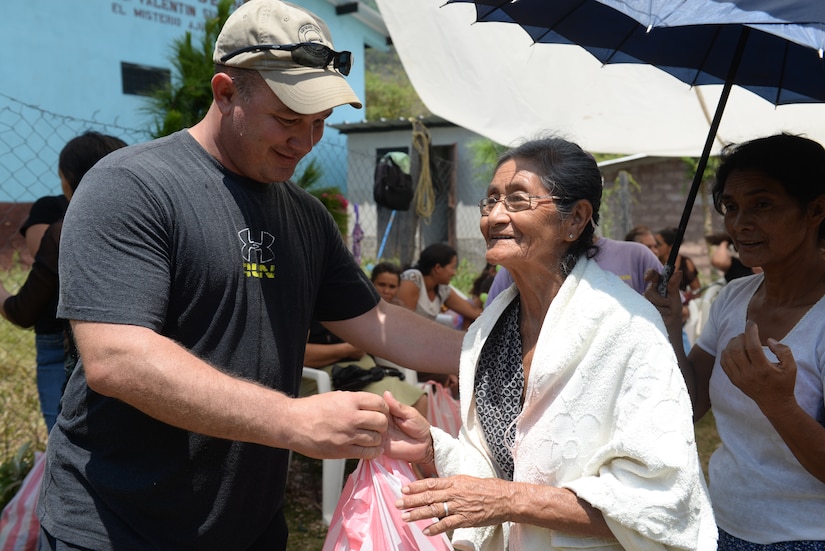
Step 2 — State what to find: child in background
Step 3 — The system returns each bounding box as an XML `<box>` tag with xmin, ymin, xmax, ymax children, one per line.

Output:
<box><xmin>370</xmin><ymin>261</ymin><xmax>404</xmax><ymax>305</ymax></box>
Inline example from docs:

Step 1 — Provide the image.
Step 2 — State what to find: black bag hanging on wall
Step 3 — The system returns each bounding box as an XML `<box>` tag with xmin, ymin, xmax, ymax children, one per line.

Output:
<box><xmin>373</xmin><ymin>154</ymin><xmax>414</xmax><ymax>211</ymax></box>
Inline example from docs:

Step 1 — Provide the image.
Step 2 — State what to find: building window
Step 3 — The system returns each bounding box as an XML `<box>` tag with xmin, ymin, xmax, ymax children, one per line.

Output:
<box><xmin>121</xmin><ymin>62</ymin><xmax>171</xmax><ymax>96</ymax></box>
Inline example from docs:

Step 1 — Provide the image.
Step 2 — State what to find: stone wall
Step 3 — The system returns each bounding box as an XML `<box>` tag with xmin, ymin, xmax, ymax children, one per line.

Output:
<box><xmin>600</xmin><ymin>156</ymin><xmax>727</xmax><ymax>285</ymax></box>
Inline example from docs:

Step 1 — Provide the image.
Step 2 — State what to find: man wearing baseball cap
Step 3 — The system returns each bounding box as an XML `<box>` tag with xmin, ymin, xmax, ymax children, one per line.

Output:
<box><xmin>37</xmin><ymin>1</ymin><xmax>462</xmax><ymax>549</ymax></box>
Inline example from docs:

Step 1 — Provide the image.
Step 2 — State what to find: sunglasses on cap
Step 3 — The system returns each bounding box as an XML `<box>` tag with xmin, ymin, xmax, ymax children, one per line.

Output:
<box><xmin>220</xmin><ymin>42</ymin><xmax>353</xmax><ymax>76</ymax></box>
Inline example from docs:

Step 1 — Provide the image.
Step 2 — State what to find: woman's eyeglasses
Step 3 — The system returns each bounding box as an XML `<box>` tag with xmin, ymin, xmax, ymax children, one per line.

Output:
<box><xmin>478</xmin><ymin>192</ymin><xmax>561</xmax><ymax>216</ymax></box>
<box><xmin>220</xmin><ymin>43</ymin><xmax>352</xmax><ymax>76</ymax></box>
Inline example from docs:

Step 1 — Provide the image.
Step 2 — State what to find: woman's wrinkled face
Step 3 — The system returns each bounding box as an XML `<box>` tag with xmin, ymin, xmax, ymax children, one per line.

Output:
<box><xmin>480</xmin><ymin>158</ymin><xmax>563</xmax><ymax>271</ymax></box>
<box><xmin>720</xmin><ymin>168</ymin><xmax>819</xmax><ymax>270</ymax></box>
<box><xmin>372</xmin><ymin>272</ymin><xmax>400</xmax><ymax>302</ymax></box>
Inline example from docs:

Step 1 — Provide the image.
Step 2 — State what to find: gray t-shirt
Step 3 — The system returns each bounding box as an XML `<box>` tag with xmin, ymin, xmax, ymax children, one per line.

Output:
<box><xmin>39</xmin><ymin>131</ymin><xmax>379</xmax><ymax>550</ymax></box>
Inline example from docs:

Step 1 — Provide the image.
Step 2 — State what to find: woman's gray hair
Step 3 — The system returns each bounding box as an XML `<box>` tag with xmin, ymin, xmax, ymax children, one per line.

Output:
<box><xmin>496</xmin><ymin>135</ymin><xmax>603</xmax><ymax>275</ymax></box>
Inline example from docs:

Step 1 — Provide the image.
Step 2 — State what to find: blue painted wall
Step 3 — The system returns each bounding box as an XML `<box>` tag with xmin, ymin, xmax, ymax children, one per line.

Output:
<box><xmin>0</xmin><ymin>0</ymin><xmax>385</xmax><ymax>201</ymax></box>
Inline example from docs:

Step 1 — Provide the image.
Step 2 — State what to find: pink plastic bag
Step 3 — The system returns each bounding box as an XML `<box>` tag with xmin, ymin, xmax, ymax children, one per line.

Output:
<box><xmin>425</xmin><ymin>382</ymin><xmax>462</xmax><ymax>438</ymax></box>
<box><xmin>0</xmin><ymin>452</ymin><xmax>45</xmax><ymax>551</ymax></box>
<box><xmin>323</xmin><ymin>454</ymin><xmax>453</xmax><ymax>550</ymax></box>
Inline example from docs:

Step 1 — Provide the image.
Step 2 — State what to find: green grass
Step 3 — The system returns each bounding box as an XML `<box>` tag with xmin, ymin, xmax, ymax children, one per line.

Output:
<box><xmin>695</xmin><ymin>410</ymin><xmax>722</xmax><ymax>481</ymax></box>
<box><xmin>0</xmin><ymin>261</ymin><xmax>47</xmax><ymax>457</ymax></box>
<box><xmin>0</xmin><ymin>260</ymin><xmax>48</xmax><ymax>509</ymax></box>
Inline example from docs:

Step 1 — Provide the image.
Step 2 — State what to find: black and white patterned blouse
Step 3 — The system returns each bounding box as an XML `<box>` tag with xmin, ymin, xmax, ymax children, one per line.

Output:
<box><xmin>474</xmin><ymin>298</ymin><xmax>524</xmax><ymax>481</ymax></box>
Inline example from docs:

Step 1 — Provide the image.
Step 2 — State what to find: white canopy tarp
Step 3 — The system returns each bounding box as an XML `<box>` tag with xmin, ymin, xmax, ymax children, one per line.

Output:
<box><xmin>374</xmin><ymin>0</ymin><xmax>825</xmax><ymax>156</ymax></box>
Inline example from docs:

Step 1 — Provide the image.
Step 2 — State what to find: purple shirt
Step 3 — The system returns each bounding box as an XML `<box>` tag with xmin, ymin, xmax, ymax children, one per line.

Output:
<box><xmin>487</xmin><ymin>237</ymin><xmax>662</xmax><ymax>304</ymax></box>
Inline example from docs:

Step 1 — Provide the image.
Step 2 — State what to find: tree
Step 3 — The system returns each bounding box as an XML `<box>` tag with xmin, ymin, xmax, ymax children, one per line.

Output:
<box><xmin>364</xmin><ymin>48</ymin><xmax>430</xmax><ymax>120</ymax></box>
<box><xmin>142</xmin><ymin>0</ymin><xmax>234</xmax><ymax>138</ymax></box>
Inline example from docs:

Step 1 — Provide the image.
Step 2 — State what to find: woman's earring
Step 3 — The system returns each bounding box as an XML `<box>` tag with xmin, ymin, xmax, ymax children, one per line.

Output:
<box><xmin>569</xmin><ymin>233</ymin><xmax>574</xmax><ymax>239</ymax></box>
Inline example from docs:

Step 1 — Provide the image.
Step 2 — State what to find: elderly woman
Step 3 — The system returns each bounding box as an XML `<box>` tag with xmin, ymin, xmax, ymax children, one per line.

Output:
<box><xmin>384</xmin><ymin>136</ymin><xmax>715</xmax><ymax>550</ymax></box>
<box><xmin>646</xmin><ymin>134</ymin><xmax>825</xmax><ymax>549</ymax></box>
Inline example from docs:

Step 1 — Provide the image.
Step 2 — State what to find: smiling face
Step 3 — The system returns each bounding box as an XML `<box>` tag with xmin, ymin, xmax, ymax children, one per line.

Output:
<box><xmin>720</xmin><ymin>168</ymin><xmax>824</xmax><ymax>270</ymax></box>
<box><xmin>216</xmin><ymin>71</ymin><xmax>332</xmax><ymax>183</ymax></box>
<box><xmin>481</xmin><ymin>157</ymin><xmax>567</xmax><ymax>273</ymax></box>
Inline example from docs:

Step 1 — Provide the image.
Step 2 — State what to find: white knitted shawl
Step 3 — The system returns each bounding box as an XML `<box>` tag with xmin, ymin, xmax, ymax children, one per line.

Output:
<box><xmin>431</xmin><ymin>257</ymin><xmax>717</xmax><ymax>551</ymax></box>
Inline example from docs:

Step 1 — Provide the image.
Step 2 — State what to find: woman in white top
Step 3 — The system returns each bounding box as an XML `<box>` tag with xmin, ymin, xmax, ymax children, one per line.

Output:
<box><xmin>398</xmin><ymin>243</ymin><xmax>482</xmax><ymax>324</ymax></box>
<box><xmin>647</xmin><ymin>133</ymin><xmax>825</xmax><ymax>549</ymax></box>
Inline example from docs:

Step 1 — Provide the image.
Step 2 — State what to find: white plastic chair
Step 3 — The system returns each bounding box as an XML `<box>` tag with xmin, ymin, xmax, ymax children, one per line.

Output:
<box><xmin>299</xmin><ymin>367</ymin><xmax>346</xmax><ymax>526</ymax></box>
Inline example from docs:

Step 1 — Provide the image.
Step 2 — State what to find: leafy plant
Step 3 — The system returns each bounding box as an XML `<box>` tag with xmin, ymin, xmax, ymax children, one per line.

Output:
<box><xmin>364</xmin><ymin>48</ymin><xmax>430</xmax><ymax>120</ymax></box>
<box><xmin>467</xmin><ymin>138</ymin><xmax>507</xmax><ymax>189</ymax></box>
<box><xmin>0</xmin><ymin>442</ymin><xmax>35</xmax><ymax>510</ymax></box>
<box><xmin>142</xmin><ymin>0</ymin><xmax>235</xmax><ymax>138</ymax></box>
<box><xmin>682</xmin><ymin>155</ymin><xmax>721</xmax><ymax>247</ymax></box>
<box><xmin>294</xmin><ymin>159</ymin><xmax>349</xmax><ymax>236</ymax></box>
<box><xmin>451</xmin><ymin>258</ymin><xmax>479</xmax><ymax>296</ymax></box>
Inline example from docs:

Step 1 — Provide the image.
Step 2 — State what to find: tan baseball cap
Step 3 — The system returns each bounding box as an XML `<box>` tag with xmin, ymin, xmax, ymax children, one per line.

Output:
<box><xmin>214</xmin><ymin>0</ymin><xmax>362</xmax><ymax>114</ymax></box>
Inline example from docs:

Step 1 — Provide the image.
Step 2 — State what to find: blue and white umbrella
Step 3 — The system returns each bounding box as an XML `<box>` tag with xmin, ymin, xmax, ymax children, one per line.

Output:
<box><xmin>444</xmin><ymin>0</ymin><xmax>825</xmax><ymax>288</ymax></box>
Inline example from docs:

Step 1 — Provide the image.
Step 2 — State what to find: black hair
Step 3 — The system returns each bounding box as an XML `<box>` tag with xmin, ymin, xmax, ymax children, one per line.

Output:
<box><xmin>470</xmin><ymin>263</ymin><xmax>497</xmax><ymax>297</ymax></box>
<box><xmin>656</xmin><ymin>227</ymin><xmax>679</xmax><ymax>247</ymax></box>
<box><xmin>415</xmin><ymin>243</ymin><xmax>457</xmax><ymax>275</ymax></box>
<box><xmin>713</xmin><ymin>133</ymin><xmax>825</xmax><ymax>238</ymax></box>
<box><xmin>59</xmin><ymin>131</ymin><xmax>128</xmax><ymax>193</ymax></box>
<box><xmin>624</xmin><ymin>225</ymin><xmax>653</xmax><ymax>242</ymax></box>
<box><xmin>370</xmin><ymin>261</ymin><xmax>402</xmax><ymax>282</ymax></box>
<box><xmin>496</xmin><ymin>135</ymin><xmax>602</xmax><ymax>275</ymax></box>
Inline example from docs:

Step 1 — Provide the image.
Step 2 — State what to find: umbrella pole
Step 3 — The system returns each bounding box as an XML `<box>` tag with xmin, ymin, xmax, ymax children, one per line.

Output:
<box><xmin>658</xmin><ymin>27</ymin><xmax>751</xmax><ymax>296</ymax></box>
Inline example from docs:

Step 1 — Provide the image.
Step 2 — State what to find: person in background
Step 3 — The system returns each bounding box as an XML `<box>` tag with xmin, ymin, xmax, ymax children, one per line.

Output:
<box><xmin>460</xmin><ymin>263</ymin><xmax>497</xmax><ymax>331</ymax></box>
<box><xmin>370</xmin><ymin>261</ymin><xmax>404</xmax><ymax>305</ymax></box>
<box><xmin>0</xmin><ymin>131</ymin><xmax>127</xmax><ymax>432</ymax></box>
<box><xmin>624</xmin><ymin>224</ymin><xmax>659</xmax><ymax>256</ymax></box>
<box><xmin>37</xmin><ymin>2</ymin><xmax>462</xmax><ymax>549</ymax></box>
<box><xmin>706</xmin><ymin>232</ymin><xmax>758</xmax><ymax>282</ymax></box>
<box><xmin>384</xmin><ymin>135</ymin><xmax>715</xmax><ymax>550</ymax></box>
<box><xmin>397</xmin><ymin>242</ymin><xmax>483</xmax><ymax>324</ymax></box>
<box><xmin>370</xmin><ymin>260</ymin><xmax>460</xmax><ymax>398</ymax></box>
<box><xmin>19</xmin><ymin>195</ymin><xmax>68</xmax><ymax>259</ymax></box>
<box><xmin>469</xmin><ymin>262</ymin><xmax>497</xmax><ymax>310</ymax></box>
<box><xmin>645</xmin><ymin>133</ymin><xmax>825</xmax><ymax>549</ymax></box>
<box><xmin>655</xmin><ymin>227</ymin><xmax>701</xmax><ymax>294</ymax></box>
